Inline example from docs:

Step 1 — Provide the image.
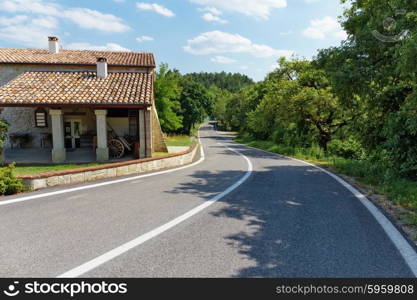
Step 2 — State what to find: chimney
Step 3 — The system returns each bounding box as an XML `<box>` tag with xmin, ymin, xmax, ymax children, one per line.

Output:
<box><xmin>96</xmin><ymin>57</ymin><xmax>108</xmax><ymax>78</ymax></box>
<box><xmin>48</xmin><ymin>36</ymin><xmax>59</xmax><ymax>54</ymax></box>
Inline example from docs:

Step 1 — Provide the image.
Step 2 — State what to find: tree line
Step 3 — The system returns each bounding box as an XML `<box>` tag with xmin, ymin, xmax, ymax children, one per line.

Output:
<box><xmin>155</xmin><ymin>63</ymin><xmax>253</xmax><ymax>135</ymax></box>
<box><xmin>156</xmin><ymin>0</ymin><xmax>417</xmax><ymax>181</ymax></box>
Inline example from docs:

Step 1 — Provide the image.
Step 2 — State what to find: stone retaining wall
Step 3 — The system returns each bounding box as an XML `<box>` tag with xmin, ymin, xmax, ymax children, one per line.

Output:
<box><xmin>19</xmin><ymin>142</ymin><xmax>199</xmax><ymax>191</ymax></box>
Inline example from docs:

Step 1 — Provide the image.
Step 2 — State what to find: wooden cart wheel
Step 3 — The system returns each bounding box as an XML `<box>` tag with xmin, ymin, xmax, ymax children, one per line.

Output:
<box><xmin>108</xmin><ymin>139</ymin><xmax>125</xmax><ymax>159</ymax></box>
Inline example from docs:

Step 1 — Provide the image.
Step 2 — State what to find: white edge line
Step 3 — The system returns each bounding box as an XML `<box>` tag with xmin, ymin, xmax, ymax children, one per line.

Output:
<box><xmin>0</xmin><ymin>128</ymin><xmax>206</xmax><ymax>207</ymax></box>
<box><xmin>235</xmin><ymin>141</ymin><xmax>417</xmax><ymax>277</ymax></box>
<box><xmin>58</xmin><ymin>144</ymin><xmax>253</xmax><ymax>278</ymax></box>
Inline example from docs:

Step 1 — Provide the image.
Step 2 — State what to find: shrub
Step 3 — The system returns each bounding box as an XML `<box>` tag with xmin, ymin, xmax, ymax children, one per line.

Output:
<box><xmin>328</xmin><ymin>137</ymin><xmax>365</xmax><ymax>160</ymax></box>
<box><xmin>0</xmin><ymin>119</ymin><xmax>8</xmax><ymax>152</ymax></box>
<box><xmin>0</xmin><ymin>163</ymin><xmax>25</xmax><ymax>195</ymax></box>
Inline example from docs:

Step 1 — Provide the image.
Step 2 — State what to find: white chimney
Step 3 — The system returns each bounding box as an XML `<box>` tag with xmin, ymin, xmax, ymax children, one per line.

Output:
<box><xmin>48</xmin><ymin>36</ymin><xmax>59</xmax><ymax>54</ymax></box>
<box><xmin>96</xmin><ymin>57</ymin><xmax>108</xmax><ymax>78</ymax></box>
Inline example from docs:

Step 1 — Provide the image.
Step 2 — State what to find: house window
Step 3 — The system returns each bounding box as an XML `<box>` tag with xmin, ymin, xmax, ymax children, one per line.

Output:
<box><xmin>35</xmin><ymin>108</ymin><xmax>48</xmax><ymax>128</ymax></box>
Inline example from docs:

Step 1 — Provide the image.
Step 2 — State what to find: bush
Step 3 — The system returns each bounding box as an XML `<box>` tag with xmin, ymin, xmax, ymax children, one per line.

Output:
<box><xmin>0</xmin><ymin>164</ymin><xmax>25</xmax><ymax>195</ymax></box>
<box><xmin>328</xmin><ymin>138</ymin><xmax>365</xmax><ymax>160</ymax></box>
<box><xmin>0</xmin><ymin>119</ymin><xmax>8</xmax><ymax>152</ymax></box>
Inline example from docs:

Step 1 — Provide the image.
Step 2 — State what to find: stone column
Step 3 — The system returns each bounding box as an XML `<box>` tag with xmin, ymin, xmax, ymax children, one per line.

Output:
<box><xmin>50</xmin><ymin>109</ymin><xmax>66</xmax><ymax>163</ymax></box>
<box><xmin>138</xmin><ymin>109</ymin><xmax>146</xmax><ymax>158</ymax></box>
<box><xmin>95</xmin><ymin>109</ymin><xmax>109</xmax><ymax>162</ymax></box>
<box><xmin>144</xmin><ymin>107</ymin><xmax>153</xmax><ymax>158</ymax></box>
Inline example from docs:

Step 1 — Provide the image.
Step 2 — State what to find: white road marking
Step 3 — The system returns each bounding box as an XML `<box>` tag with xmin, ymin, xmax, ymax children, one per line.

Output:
<box><xmin>236</xmin><ymin>141</ymin><xmax>417</xmax><ymax>277</ymax></box>
<box><xmin>58</xmin><ymin>143</ymin><xmax>253</xmax><ymax>278</ymax></box>
<box><xmin>0</xmin><ymin>129</ymin><xmax>206</xmax><ymax>208</ymax></box>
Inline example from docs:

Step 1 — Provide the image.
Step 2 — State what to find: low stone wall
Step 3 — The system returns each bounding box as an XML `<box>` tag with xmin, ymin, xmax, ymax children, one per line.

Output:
<box><xmin>19</xmin><ymin>142</ymin><xmax>199</xmax><ymax>191</ymax></box>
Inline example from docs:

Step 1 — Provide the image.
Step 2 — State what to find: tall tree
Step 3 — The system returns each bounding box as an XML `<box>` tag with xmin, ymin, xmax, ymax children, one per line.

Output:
<box><xmin>179</xmin><ymin>79</ymin><xmax>211</xmax><ymax>135</ymax></box>
<box><xmin>317</xmin><ymin>0</ymin><xmax>417</xmax><ymax>177</ymax></box>
<box><xmin>154</xmin><ymin>63</ymin><xmax>183</xmax><ymax>133</ymax></box>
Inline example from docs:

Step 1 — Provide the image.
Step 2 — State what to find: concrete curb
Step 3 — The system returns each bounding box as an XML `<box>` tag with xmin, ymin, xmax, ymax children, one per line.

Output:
<box><xmin>19</xmin><ymin>142</ymin><xmax>198</xmax><ymax>191</ymax></box>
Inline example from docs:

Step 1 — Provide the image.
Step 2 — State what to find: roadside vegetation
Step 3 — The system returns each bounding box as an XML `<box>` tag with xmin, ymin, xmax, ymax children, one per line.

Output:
<box><xmin>0</xmin><ymin>120</ymin><xmax>25</xmax><ymax>195</ymax></box>
<box><xmin>165</xmin><ymin>135</ymin><xmax>195</xmax><ymax>147</ymax></box>
<box><xmin>204</xmin><ymin>1</ymin><xmax>417</xmax><ymax>232</ymax></box>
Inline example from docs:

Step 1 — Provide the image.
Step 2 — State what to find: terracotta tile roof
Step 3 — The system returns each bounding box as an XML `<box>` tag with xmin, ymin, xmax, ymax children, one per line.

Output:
<box><xmin>0</xmin><ymin>71</ymin><xmax>153</xmax><ymax>106</ymax></box>
<box><xmin>0</xmin><ymin>49</ymin><xmax>155</xmax><ymax>67</ymax></box>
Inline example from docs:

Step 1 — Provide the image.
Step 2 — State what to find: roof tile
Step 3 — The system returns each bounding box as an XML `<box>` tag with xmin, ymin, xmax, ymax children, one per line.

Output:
<box><xmin>0</xmin><ymin>49</ymin><xmax>155</xmax><ymax>67</ymax></box>
<box><xmin>0</xmin><ymin>71</ymin><xmax>153</xmax><ymax>106</ymax></box>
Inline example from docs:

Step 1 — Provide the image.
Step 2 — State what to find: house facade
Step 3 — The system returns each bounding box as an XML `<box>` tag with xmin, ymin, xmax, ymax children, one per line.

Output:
<box><xmin>0</xmin><ymin>37</ymin><xmax>167</xmax><ymax>163</ymax></box>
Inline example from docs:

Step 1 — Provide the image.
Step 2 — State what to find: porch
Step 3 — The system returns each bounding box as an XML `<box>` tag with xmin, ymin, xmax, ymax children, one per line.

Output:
<box><xmin>1</xmin><ymin>106</ymin><xmax>154</xmax><ymax>164</ymax></box>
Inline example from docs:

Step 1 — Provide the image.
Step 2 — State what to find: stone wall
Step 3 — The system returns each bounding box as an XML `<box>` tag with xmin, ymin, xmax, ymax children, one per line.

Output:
<box><xmin>19</xmin><ymin>142</ymin><xmax>199</xmax><ymax>191</ymax></box>
<box><xmin>152</xmin><ymin>106</ymin><xmax>168</xmax><ymax>153</ymax></box>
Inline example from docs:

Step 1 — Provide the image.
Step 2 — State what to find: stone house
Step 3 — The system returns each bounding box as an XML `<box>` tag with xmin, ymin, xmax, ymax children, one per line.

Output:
<box><xmin>0</xmin><ymin>37</ymin><xmax>167</xmax><ymax>163</ymax></box>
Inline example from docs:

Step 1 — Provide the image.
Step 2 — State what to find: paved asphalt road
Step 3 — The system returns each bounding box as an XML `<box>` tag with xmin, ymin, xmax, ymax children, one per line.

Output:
<box><xmin>0</xmin><ymin>124</ymin><xmax>415</xmax><ymax>277</ymax></box>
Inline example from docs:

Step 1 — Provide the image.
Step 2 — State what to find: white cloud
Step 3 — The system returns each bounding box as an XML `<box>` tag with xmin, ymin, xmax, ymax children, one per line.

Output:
<box><xmin>202</xmin><ymin>13</ymin><xmax>227</xmax><ymax>24</ymax></box>
<box><xmin>0</xmin><ymin>11</ymin><xmax>56</xmax><ymax>47</ymax></box>
<box><xmin>136</xmin><ymin>2</ymin><xmax>175</xmax><ymax>17</ymax></box>
<box><xmin>0</xmin><ymin>23</ymin><xmax>56</xmax><ymax>47</ymax></box>
<box><xmin>240</xmin><ymin>65</ymin><xmax>248</xmax><ymax>70</ymax></box>
<box><xmin>0</xmin><ymin>15</ymin><xmax>28</xmax><ymax>26</ymax></box>
<box><xmin>0</xmin><ymin>0</ymin><xmax>130</xmax><ymax>32</ymax></box>
<box><xmin>31</xmin><ymin>16</ymin><xmax>58</xmax><ymax>29</ymax></box>
<box><xmin>183</xmin><ymin>31</ymin><xmax>294</xmax><ymax>58</ymax></box>
<box><xmin>198</xmin><ymin>6</ymin><xmax>222</xmax><ymax>15</ymax></box>
<box><xmin>190</xmin><ymin>0</ymin><xmax>287</xmax><ymax>19</ymax></box>
<box><xmin>65</xmin><ymin>42</ymin><xmax>131</xmax><ymax>52</ymax></box>
<box><xmin>210</xmin><ymin>56</ymin><xmax>236</xmax><ymax>64</ymax></box>
<box><xmin>63</xmin><ymin>8</ymin><xmax>130</xmax><ymax>32</ymax></box>
<box><xmin>0</xmin><ymin>0</ymin><xmax>60</xmax><ymax>15</ymax></box>
<box><xmin>136</xmin><ymin>35</ymin><xmax>154</xmax><ymax>42</ymax></box>
<box><xmin>302</xmin><ymin>16</ymin><xmax>347</xmax><ymax>40</ymax></box>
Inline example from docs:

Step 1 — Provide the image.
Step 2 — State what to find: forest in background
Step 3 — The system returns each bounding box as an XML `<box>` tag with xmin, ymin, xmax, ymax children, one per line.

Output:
<box><xmin>155</xmin><ymin>0</ymin><xmax>417</xmax><ymax>229</ymax></box>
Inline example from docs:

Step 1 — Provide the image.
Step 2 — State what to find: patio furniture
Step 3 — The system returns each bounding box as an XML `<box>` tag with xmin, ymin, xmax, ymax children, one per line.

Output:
<box><xmin>9</xmin><ymin>133</ymin><xmax>31</xmax><ymax>148</ymax></box>
<box><xmin>40</xmin><ymin>133</ymin><xmax>52</xmax><ymax>148</ymax></box>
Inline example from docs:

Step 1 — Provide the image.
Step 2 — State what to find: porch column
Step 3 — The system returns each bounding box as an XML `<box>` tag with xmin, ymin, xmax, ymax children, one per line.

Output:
<box><xmin>144</xmin><ymin>106</ymin><xmax>153</xmax><ymax>158</ymax></box>
<box><xmin>50</xmin><ymin>109</ymin><xmax>66</xmax><ymax>163</ymax></box>
<box><xmin>138</xmin><ymin>109</ymin><xmax>146</xmax><ymax>158</ymax></box>
<box><xmin>95</xmin><ymin>109</ymin><xmax>109</xmax><ymax>162</ymax></box>
<box><xmin>139</xmin><ymin>108</ymin><xmax>153</xmax><ymax>158</ymax></box>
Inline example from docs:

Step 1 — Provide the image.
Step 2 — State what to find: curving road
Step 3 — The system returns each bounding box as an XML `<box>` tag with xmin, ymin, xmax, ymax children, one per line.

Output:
<box><xmin>0</xmin><ymin>124</ymin><xmax>416</xmax><ymax>277</ymax></box>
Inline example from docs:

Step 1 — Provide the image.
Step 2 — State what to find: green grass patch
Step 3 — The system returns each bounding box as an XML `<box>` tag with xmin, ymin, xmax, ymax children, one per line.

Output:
<box><xmin>165</xmin><ymin>135</ymin><xmax>195</xmax><ymax>147</ymax></box>
<box><xmin>14</xmin><ymin>163</ymin><xmax>101</xmax><ymax>176</ymax></box>
<box><xmin>235</xmin><ymin>136</ymin><xmax>417</xmax><ymax>229</ymax></box>
<box><xmin>152</xmin><ymin>152</ymin><xmax>171</xmax><ymax>158</ymax></box>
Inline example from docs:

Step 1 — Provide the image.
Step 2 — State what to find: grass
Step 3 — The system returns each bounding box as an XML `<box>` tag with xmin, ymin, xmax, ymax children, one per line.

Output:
<box><xmin>165</xmin><ymin>135</ymin><xmax>195</xmax><ymax>147</ymax></box>
<box><xmin>153</xmin><ymin>152</ymin><xmax>170</xmax><ymax>158</ymax></box>
<box><xmin>235</xmin><ymin>136</ymin><xmax>417</xmax><ymax>233</ymax></box>
<box><xmin>13</xmin><ymin>163</ymin><xmax>101</xmax><ymax>176</ymax></box>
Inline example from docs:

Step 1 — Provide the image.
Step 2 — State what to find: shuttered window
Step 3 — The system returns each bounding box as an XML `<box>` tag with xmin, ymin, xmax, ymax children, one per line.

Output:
<box><xmin>35</xmin><ymin>108</ymin><xmax>47</xmax><ymax>128</ymax></box>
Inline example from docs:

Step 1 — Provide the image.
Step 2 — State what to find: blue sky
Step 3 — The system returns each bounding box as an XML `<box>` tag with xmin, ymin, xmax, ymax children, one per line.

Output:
<box><xmin>0</xmin><ymin>0</ymin><xmax>348</xmax><ymax>81</ymax></box>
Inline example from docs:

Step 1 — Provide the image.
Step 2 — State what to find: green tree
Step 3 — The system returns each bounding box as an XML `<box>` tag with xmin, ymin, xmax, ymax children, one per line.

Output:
<box><xmin>247</xmin><ymin>58</ymin><xmax>350</xmax><ymax>150</ymax></box>
<box><xmin>179</xmin><ymin>79</ymin><xmax>211</xmax><ymax>135</ymax></box>
<box><xmin>154</xmin><ymin>63</ymin><xmax>183</xmax><ymax>133</ymax></box>
<box><xmin>185</xmin><ymin>72</ymin><xmax>254</xmax><ymax>93</ymax></box>
<box><xmin>0</xmin><ymin>119</ymin><xmax>8</xmax><ymax>153</ymax></box>
<box><xmin>317</xmin><ymin>0</ymin><xmax>417</xmax><ymax>177</ymax></box>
